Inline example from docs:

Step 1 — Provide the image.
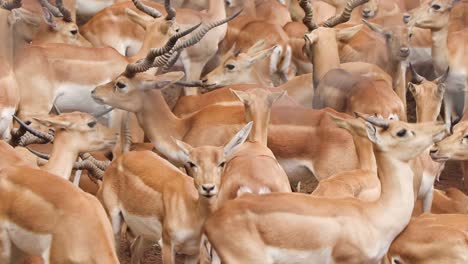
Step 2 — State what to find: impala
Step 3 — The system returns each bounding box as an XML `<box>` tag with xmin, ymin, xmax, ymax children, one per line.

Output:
<box><xmin>81</xmin><ymin>0</ymin><xmax>229</xmax><ymax>91</ymax></box>
<box><xmin>387</xmin><ymin>213</ymin><xmax>468</xmax><ymax>263</ymax></box>
<box><xmin>98</xmin><ymin>123</ymin><xmax>252</xmax><ymax>264</ymax></box>
<box><xmin>204</xmin><ymin>116</ymin><xmax>446</xmax><ymax>263</ymax></box>
<box><xmin>0</xmin><ymin>142</ymin><xmax>119</xmax><ymax>263</ymax></box>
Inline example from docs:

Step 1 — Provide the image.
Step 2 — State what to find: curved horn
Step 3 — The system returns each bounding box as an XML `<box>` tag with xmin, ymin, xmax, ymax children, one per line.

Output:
<box><xmin>13</xmin><ymin>115</ymin><xmax>55</xmax><ymax>142</ymax></box>
<box><xmin>80</xmin><ymin>153</ymin><xmax>111</xmax><ymax>171</ymax></box>
<box><xmin>26</xmin><ymin>147</ymin><xmax>50</xmax><ymax>160</ymax></box>
<box><xmin>73</xmin><ymin>160</ymin><xmax>105</xmax><ymax>181</ymax></box>
<box><xmin>153</xmin><ymin>10</ymin><xmax>242</xmax><ymax>68</ymax></box>
<box><xmin>165</xmin><ymin>0</ymin><xmax>175</xmax><ymax>20</ymax></box>
<box><xmin>131</xmin><ymin>0</ymin><xmax>161</xmax><ymax>18</ymax></box>
<box><xmin>323</xmin><ymin>0</ymin><xmax>370</xmax><ymax>28</ymax></box>
<box><xmin>55</xmin><ymin>0</ymin><xmax>72</xmax><ymax>22</ymax></box>
<box><xmin>38</xmin><ymin>0</ymin><xmax>62</xmax><ymax>17</ymax></box>
<box><xmin>354</xmin><ymin>112</ymin><xmax>389</xmax><ymax>129</ymax></box>
<box><xmin>18</xmin><ymin>133</ymin><xmax>49</xmax><ymax>146</ymax></box>
<box><xmin>162</xmin><ymin>49</ymin><xmax>181</xmax><ymax>72</ymax></box>
<box><xmin>1</xmin><ymin>0</ymin><xmax>21</xmax><ymax>10</ymax></box>
<box><xmin>409</xmin><ymin>63</ymin><xmax>424</xmax><ymax>84</ymax></box>
<box><xmin>124</xmin><ymin>22</ymin><xmax>201</xmax><ymax>77</ymax></box>
<box><xmin>435</xmin><ymin>67</ymin><xmax>450</xmax><ymax>84</ymax></box>
<box><xmin>299</xmin><ymin>0</ymin><xmax>318</xmax><ymax>32</ymax></box>
<box><xmin>93</xmin><ymin>107</ymin><xmax>114</xmax><ymax>119</ymax></box>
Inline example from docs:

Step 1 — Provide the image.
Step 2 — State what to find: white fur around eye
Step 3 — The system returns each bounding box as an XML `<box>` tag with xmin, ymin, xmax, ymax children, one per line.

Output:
<box><xmin>388</xmin><ymin>113</ymin><xmax>399</xmax><ymax>121</ymax></box>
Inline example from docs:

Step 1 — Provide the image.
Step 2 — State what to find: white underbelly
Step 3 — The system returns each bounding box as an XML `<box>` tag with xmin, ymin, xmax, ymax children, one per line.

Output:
<box><xmin>121</xmin><ymin>209</ymin><xmax>162</xmax><ymax>241</ymax></box>
<box><xmin>54</xmin><ymin>83</ymin><xmax>109</xmax><ymax>116</ymax></box>
<box><xmin>266</xmin><ymin>246</ymin><xmax>333</xmax><ymax>264</ymax></box>
<box><xmin>2</xmin><ymin>220</ymin><xmax>52</xmax><ymax>258</ymax></box>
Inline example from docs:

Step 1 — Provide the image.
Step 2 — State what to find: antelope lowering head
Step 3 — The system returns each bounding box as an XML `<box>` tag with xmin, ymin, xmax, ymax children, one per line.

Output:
<box><xmin>173</xmin><ymin>122</ymin><xmax>253</xmax><ymax>198</ymax></box>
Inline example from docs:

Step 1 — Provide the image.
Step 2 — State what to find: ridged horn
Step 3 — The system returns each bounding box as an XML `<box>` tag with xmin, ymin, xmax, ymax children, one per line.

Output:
<box><xmin>124</xmin><ymin>23</ymin><xmax>201</xmax><ymax>77</ymax></box>
<box><xmin>354</xmin><ymin>112</ymin><xmax>389</xmax><ymax>129</ymax></box>
<box><xmin>152</xmin><ymin>10</ymin><xmax>242</xmax><ymax>67</ymax></box>
<box><xmin>55</xmin><ymin>0</ymin><xmax>72</xmax><ymax>22</ymax></box>
<box><xmin>165</xmin><ymin>0</ymin><xmax>175</xmax><ymax>20</ymax></box>
<box><xmin>13</xmin><ymin>115</ymin><xmax>55</xmax><ymax>142</ymax></box>
<box><xmin>38</xmin><ymin>0</ymin><xmax>62</xmax><ymax>17</ymax></box>
<box><xmin>1</xmin><ymin>0</ymin><xmax>21</xmax><ymax>10</ymax></box>
<box><xmin>73</xmin><ymin>160</ymin><xmax>105</xmax><ymax>181</ymax></box>
<box><xmin>132</xmin><ymin>0</ymin><xmax>161</xmax><ymax>18</ymax></box>
<box><xmin>323</xmin><ymin>0</ymin><xmax>369</xmax><ymax>28</ymax></box>
<box><xmin>18</xmin><ymin>133</ymin><xmax>49</xmax><ymax>146</ymax></box>
<box><xmin>299</xmin><ymin>0</ymin><xmax>318</xmax><ymax>32</ymax></box>
<box><xmin>409</xmin><ymin>63</ymin><xmax>424</xmax><ymax>84</ymax></box>
<box><xmin>80</xmin><ymin>153</ymin><xmax>111</xmax><ymax>171</ymax></box>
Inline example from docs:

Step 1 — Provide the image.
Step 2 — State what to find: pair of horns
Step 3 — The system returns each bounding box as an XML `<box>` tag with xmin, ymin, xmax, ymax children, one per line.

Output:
<box><xmin>354</xmin><ymin>112</ymin><xmax>390</xmax><ymax>129</ymax></box>
<box><xmin>1</xmin><ymin>0</ymin><xmax>21</xmax><ymax>10</ymax></box>
<box><xmin>38</xmin><ymin>0</ymin><xmax>72</xmax><ymax>22</ymax></box>
<box><xmin>409</xmin><ymin>63</ymin><xmax>450</xmax><ymax>85</ymax></box>
<box><xmin>27</xmin><ymin>148</ymin><xmax>108</xmax><ymax>181</ymax></box>
<box><xmin>124</xmin><ymin>9</ymin><xmax>242</xmax><ymax>77</ymax></box>
<box><xmin>132</xmin><ymin>0</ymin><xmax>175</xmax><ymax>20</ymax></box>
<box><xmin>299</xmin><ymin>0</ymin><xmax>369</xmax><ymax>31</ymax></box>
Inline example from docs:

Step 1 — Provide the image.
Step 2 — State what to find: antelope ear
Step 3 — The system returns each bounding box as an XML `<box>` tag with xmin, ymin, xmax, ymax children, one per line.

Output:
<box><xmin>267</xmin><ymin>90</ymin><xmax>287</xmax><ymax>105</ymax></box>
<box><xmin>33</xmin><ymin>116</ymin><xmax>71</xmax><ymax>129</ymax></box>
<box><xmin>246</xmin><ymin>46</ymin><xmax>277</xmax><ymax>66</ymax></box>
<box><xmin>172</xmin><ymin>137</ymin><xmax>193</xmax><ymax>162</ymax></box>
<box><xmin>407</xmin><ymin>82</ymin><xmax>418</xmax><ymax>95</ymax></box>
<box><xmin>246</xmin><ymin>39</ymin><xmax>267</xmax><ymax>55</ymax></box>
<box><xmin>364</xmin><ymin>122</ymin><xmax>381</xmax><ymax>144</ymax></box>
<box><xmin>143</xmin><ymin>71</ymin><xmax>185</xmax><ymax>90</ymax></box>
<box><xmin>230</xmin><ymin>89</ymin><xmax>250</xmax><ymax>104</ymax></box>
<box><xmin>224</xmin><ymin>122</ymin><xmax>253</xmax><ymax>157</ymax></box>
<box><xmin>42</xmin><ymin>7</ymin><xmax>58</xmax><ymax>30</ymax></box>
<box><xmin>329</xmin><ymin>114</ymin><xmax>368</xmax><ymax>138</ymax></box>
<box><xmin>362</xmin><ymin>19</ymin><xmax>385</xmax><ymax>35</ymax></box>
<box><xmin>126</xmin><ymin>8</ymin><xmax>151</xmax><ymax>30</ymax></box>
<box><xmin>336</xmin><ymin>24</ymin><xmax>363</xmax><ymax>41</ymax></box>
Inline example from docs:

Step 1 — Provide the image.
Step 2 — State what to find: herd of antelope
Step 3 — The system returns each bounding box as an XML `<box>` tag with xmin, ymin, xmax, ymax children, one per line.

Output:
<box><xmin>0</xmin><ymin>0</ymin><xmax>467</xmax><ymax>263</ymax></box>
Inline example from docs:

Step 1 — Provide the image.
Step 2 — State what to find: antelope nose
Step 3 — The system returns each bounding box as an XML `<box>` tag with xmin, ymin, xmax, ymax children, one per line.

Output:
<box><xmin>201</xmin><ymin>77</ymin><xmax>208</xmax><ymax>84</ymax></box>
<box><xmin>362</xmin><ymin>9</ymin><xmax>371</xmax><ymax>16</ymax></box>
<box><xmin>202</xmin><ymin>184</ymin><xmax>215</xmax><ymax>193</ymax></box>
<box><xmin>91</xmin><ymin>89</ymin><xmax>96</xmax><ymax>95</ymax></box>
<box><xmin>403</xmin><ymin>13</ymin><xmax>411</xmax><ymax>24</ymax></box>
<box><xmin>400</xmin><ymin>47</ymin><xmax>410</xmax><ymax>56</ymax></box>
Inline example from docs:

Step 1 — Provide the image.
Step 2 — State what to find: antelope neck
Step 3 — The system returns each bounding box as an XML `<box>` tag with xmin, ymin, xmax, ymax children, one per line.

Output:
<box><xmin>42</xmin><ymin>134</ymin><xmax>79</xmax><ymax>180</ymax></box>
<box><xmin>430</xmin><ymin>27</ymin><xmax>450</xmax><ymax>75</ymax></box>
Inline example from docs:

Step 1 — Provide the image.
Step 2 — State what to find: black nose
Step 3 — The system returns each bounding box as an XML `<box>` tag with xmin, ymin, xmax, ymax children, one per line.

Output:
<box><xmin>403</xmin><ymin>14</ymin><xmax>411</xmax><ymax>24</ymax></box>
<box><xmin>201</xmin><ymin>78</ymin><xmax>208</xmax><ymax>83</ymax></box>
<box><xmin>91</xmin><ymin>89</ymin><xmax>96</xmax><ymax>95</ymax></box>
<box><xmin>202</xmin><ymin>184</ymin><xmax>215</xmax><ymax>193</ymax></box>
<box><xmin>400</xmin><ymin>47</ymin><xmax>410</xmax><ymax>55</ymax></box>
<box><xmin>362</xmin><ymin>9</ymin><xmax>371</xmax><ymax>15</ymax></box>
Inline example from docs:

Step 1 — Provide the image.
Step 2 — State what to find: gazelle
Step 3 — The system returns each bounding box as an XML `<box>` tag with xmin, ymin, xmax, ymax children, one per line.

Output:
<box><xmin>387</xmin><ymin>213</ymin><xmax>468</xmax><ymax>264</ymax></box>
<box><xmin>0</xmin><ymin>145</ymin><xmax>119</xmax><ymax>263</ymax></box>
<box><xmin>407</xmin><ymin>0</ymin><xmax>468</xmax><ymax>127</ymax></box>
<box><xmin>81</xmin><ymin>0</ymin><xmax>229</xmax><ymax>87</ymax></box>
<box><xmin>98</xmin><ymin>123</ymin><xmax>252</xmax><ymax>264</ymax></box>
<box><xmin>15</xmin><ymin>112</ymin><xmax>117</xmax><ymax>180</ymax></box>
<box><xmin>92</xmin><ymin>69</ymin><xmax>361</xmax><ymax>182</ymax></box>
<box><xmin>204</xmin><ymin>116</ymin><xmax>446</xmax><ymax>263</ymax></box>
<box><xmin>311</xmin><ymin>113</ymin><xmax>380</xmax><ymax>201</ymax></box>
<box><xmin>215</xmin><ymin>89</ymin><xmax>292</xmax><ymax>208</ymax></box>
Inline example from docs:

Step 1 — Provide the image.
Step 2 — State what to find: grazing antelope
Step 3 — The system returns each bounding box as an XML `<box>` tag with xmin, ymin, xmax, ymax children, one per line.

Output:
<box><xmin>204</xmin><ymin>115</ymin><xmax>446</xmax><ymax>263</ymax></box>
<box><xmin>0</xmin><ymin>146</ymin><xmax>120</xmax><ymax>263</ymax></box>
<box><xmin>387</xmin><ymin>213</ymin><xmax>468</xmax><ymax>264</ymax></box>
<box><xmin>215</xmin><ymin>88</ymin><xmax>292</xmax><ymax>208</ymax></box>
<box><xmin>98</xmin><ymin>123</ymin><xmax>252</xmax><ymax>264</ymax></box>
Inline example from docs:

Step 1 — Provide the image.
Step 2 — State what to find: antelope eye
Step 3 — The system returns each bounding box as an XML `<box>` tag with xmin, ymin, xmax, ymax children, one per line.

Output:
<box><xmin>397</xmin><ymin>129</ymin><xmax>407</xmax><ymax>137</ymax></box>
<box><xmin>87</xmin><ymin>121</ymin><xmax>97</xmax><ymax>128</ymax></box>
<box><xmin>431</xmin><ymin>4</ymin><xmax>441</xmax><ymax>10</ymax></box>
<box><xmin>187</xmin><ymin>161</ymin><xmax>197</xmax><ymax>168</ymax></box>
<box><xmin>218</xmin><ymin>161</ymin><xmax>226</xmax><ymax>168</ymax></box>
<box><xmin>116</xmin><ymin>82</ymin><xmax>126</xmax><ymax>89</ymax></box>
<box><xmin>225</xmin><ymin>64</ymin><xmax>235</xmax><ymax>70</ymax></box>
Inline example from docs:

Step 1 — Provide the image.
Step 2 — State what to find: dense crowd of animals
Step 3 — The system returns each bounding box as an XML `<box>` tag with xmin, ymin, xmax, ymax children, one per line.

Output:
<box><xmin>0</xmin><ymin>0</ymin><xmax>467</xmax><ymax>263</ymax></box>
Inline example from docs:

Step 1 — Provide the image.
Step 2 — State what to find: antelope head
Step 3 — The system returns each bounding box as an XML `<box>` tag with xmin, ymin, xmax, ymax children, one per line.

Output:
<box><xmin>408</xmin><ymin>64</ymin><xmax>449</xmax><ymax>122</ymax></box>
<box><xmin>173</xmin><ymin>122</ymin><xmax>253</xmax><ymax>198</ymax></box>
<box><xmin>201</xmin><ymin>42</ymin><xmax>277</xmax><ymax>87</ymax></box>
<box><xmin>362</xmin><ymin>20</ymin><xmax>412</xmax><ymax>60</ymax></box>
<box><xmin>405</xmin><ymin>0</ymin><xmax>455</xmax><ymax>29</ymax></box>
<box><xmin>355</xmin><ymin>112</ymin><xmax>446</xmax><ymax>161</ymax></box>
